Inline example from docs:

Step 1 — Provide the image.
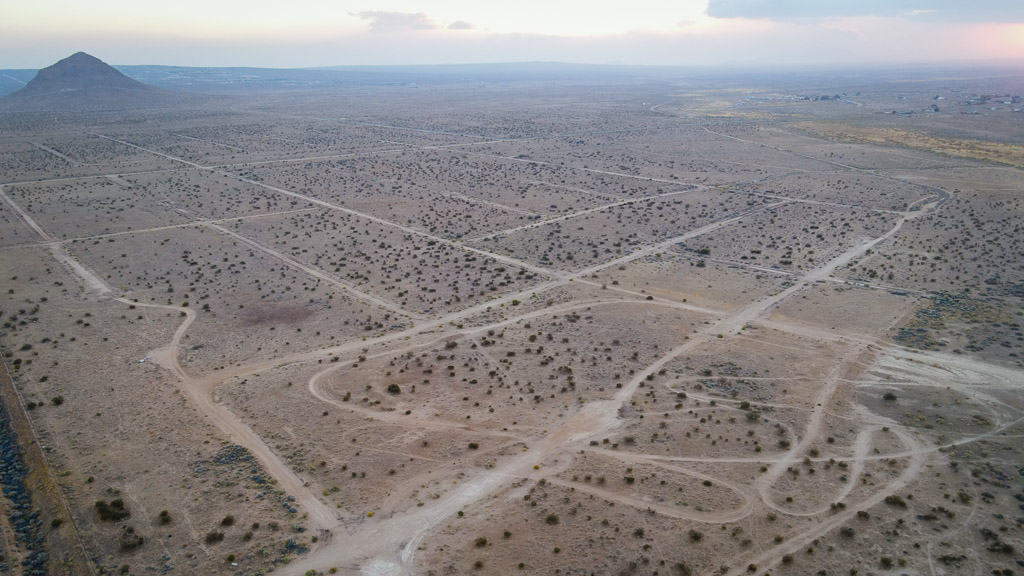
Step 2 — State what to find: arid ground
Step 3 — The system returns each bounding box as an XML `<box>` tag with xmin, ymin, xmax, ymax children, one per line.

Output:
<box><xmin>0</xmin><ymin>68</ymin><xmax>1022</xmax><ymax>576</ymax></box>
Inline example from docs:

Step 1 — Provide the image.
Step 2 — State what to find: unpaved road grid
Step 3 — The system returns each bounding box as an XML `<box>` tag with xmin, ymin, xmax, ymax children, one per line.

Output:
<box><xmin>1</xmin><ymin>85</ymin><xmax>1022</xmax><ymax>576</ymax></box>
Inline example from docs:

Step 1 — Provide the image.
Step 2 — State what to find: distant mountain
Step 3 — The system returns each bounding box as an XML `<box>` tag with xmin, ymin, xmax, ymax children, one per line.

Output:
<box><xmin>116</xmin><ymin>61</ymin><xmax>658</xmax><ymax>93</ymax></box>
<box><xmin>16</xmin><ymin>51</ymin><xmax>148</xmax><ymax>96</ymax></box>
<box><xmin>0</xmin><ymin>52</ymin><xmax>206</xmax><ymax>111</ymax></box>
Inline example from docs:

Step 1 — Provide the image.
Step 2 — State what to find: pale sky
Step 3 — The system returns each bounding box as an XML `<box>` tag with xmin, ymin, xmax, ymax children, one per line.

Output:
<box><xmin>1</xmin><ymin>0</ymin><xmax>1022</xmax><ymax>68</ymax></box>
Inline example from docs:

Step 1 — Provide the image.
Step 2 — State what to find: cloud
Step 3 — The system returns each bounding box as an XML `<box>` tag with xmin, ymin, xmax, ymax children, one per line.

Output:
<box><xmin>354</xmin><ymin>11</ymin><xmax>439</xmax><ymax>33</ymax></box>
<box><xmin>706</xmin><ymin>0</ymin><xmax>1024</xmax><ymax>22</ymax></box>
<box><xmin>447</xmin><ymin>20</ymin><xmax>474</xmax><ymax>31</ymax></box>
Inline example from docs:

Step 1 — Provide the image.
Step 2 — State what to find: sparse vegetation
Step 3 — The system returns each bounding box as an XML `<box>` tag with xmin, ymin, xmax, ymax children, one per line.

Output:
<box><xmin>1</xmin><ymin>62</ymin><xmax>1019</xmax><ymax>576</ymax></box>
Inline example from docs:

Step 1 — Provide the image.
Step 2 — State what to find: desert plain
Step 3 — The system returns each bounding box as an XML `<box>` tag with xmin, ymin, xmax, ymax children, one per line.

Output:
<box><xmin>0</xmin><ymin>63</ymin><xmax>1022</xmax><ymax>576</ymax></box>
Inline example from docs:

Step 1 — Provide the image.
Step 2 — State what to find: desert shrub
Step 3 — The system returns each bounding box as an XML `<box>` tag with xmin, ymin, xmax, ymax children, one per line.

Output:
<box><xmin>884</xmin><ymin>495</ymin><xmax>907</xmax><ymax>508</ymax></box>
<box><xmin>95</xmin><ymin>499</ymin><xmax>130</xmax><ymax>522</ymax></box>
<box><xmin>119</xmin><ymin>526</ymin><xmax>144</xmax><ymax>551</ymax></box>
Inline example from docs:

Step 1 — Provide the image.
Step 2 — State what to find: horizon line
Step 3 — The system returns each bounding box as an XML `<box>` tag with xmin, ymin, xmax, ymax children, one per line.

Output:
<box><xmin>5</xmin><ymin>55</ymin><xmax>1024</xmax><ymax>72</ymax></box>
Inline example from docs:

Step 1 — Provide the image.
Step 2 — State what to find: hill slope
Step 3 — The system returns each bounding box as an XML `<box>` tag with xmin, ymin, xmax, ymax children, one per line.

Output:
<box><xmin>15</xmin><ymin>51</ymin><xmax>148</xmax><ymax>96</ymax></box>
<box><xmin>1</xmin><ymin>52</ymin><xmax>205</xmax><ymax>111</ymax></box>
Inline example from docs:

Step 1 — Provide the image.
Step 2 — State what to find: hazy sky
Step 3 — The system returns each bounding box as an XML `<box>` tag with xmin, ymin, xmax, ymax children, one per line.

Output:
<box><xmin>2</xmin><ymin>0</ymin><xmax>1022</xmax><ymax>68</ymax></box>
